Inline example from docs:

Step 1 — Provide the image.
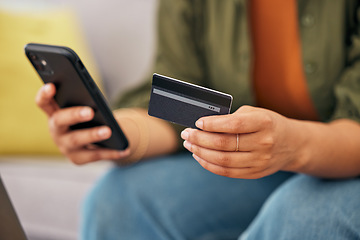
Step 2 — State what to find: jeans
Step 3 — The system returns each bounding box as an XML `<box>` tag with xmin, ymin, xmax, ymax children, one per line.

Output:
<box><xmin>240</xmin><ymin>174</ymin><xmax>360</xmax><ymax>240</ymax></box>
<box><xmin>81</xmin><ymin>153</ymin><xmax>292</xmax><ymax>240</ymax></box>
<box><xmin>81</xmin><ymin>153</ymin><xmax>360</xmax><ymax>239</ymax></box>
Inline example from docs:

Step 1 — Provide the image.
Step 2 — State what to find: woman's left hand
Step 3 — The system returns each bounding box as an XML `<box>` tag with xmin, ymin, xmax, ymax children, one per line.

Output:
<box><xmin>181</xmin><ymin>105</ymin><xmax>305</xmax><ymax>179</ymax></box>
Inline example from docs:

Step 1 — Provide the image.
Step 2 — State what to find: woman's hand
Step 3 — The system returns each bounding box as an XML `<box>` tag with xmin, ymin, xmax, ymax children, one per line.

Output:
<box><xmin>36</xmin><ymin>83</ymin><xmax>130</xmax><ymax>165</ymax></box>
<box><xmin>181</xmin><ymin>106</ymin><xmax>305</xmax><ymax>179</ymax></box>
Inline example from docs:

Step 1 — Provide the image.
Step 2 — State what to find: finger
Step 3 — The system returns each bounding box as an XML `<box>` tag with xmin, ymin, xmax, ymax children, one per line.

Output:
<box><xmin>194</xmin><ymin>154</ymin><xmax>276</xmax><ymax>179</ymax></box>
<box><xmin>193</xmin><ymin>154</ymin><xmax>273</xmax><ymax>179</ymax></box>
<box><xmin>195</xmin><ymin>109</ymin><xmax>271</xmax><ymax>134</ymax></box>
<box><xmin>182</xmin><ymin>128</ymin><xmax>236</xmax><ymax>151</ymax></box>
<box><xmin>181</xmin><ymin>128</ymin><xmax>251</xmax><ymax>152</ymax></box>
<box><xmin>50</xmin><ymin>106</ymin><xmax>94</xmax><ymax>133</ymax></box>
<box><xmin>182</xmin><ymin>128</ymin><xmax>260</xmax><ymax>152</ymax></box>
<box><xmin>35</xmin><ymin>83</ymin><xmax>59</xmax><ymax>116</ymax></box>
<box><xmin>59</xmin><ymin>126</ymin><xmax>112</xmax><ymax>150</ymax></box>
<box><xmin>67</xmin><ymin>148</ymin><xmax>131</xmax><ymax>165</ymax></box>
<box><xmin>192</xmin><ymin>154</ymin><xmax>260</xmax><ymax>179</ymax></box>
<box><xmin>183</xmin><ymin>141</ymin><xmax>257</xmax><ymax>168</ymax></box>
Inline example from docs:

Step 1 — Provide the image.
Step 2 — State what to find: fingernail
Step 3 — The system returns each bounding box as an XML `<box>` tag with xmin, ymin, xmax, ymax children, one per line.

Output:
<box><xmin>98</xmin><ymin>127</ymin><xmax>111</xmax><ymax>138</ymax></box>
<box><xmin>192</xmin><ymin>154</ymin><xmax>199</xmax><ymax>161</ymax></box>
<box><xmin>181</xmin><ymin>130</ymin><xmax>189</xmax><ymax>140</ymax></box>
<box><xmin>195</xmin><ymin>120</ymin><xmax>203</xmax><ymax>129</ymax></box>
<box><xmin>117</xmin><ymin>149</ymin><xmax>130</xmax><ymax>157</ymax></box>
<box><xmin>80</xmin><ymin>108</ymin><xmax>92</xmax><ymax>118</ymax></box>
<box><xmin>183</xmin><ymin>141</ymin><xmax>192</xmax><ymax>150</ymax></box>
<box><xmin>44</xmin><ymin>84</ymin><xmax>51</xmax><ymax>93</ymax></box>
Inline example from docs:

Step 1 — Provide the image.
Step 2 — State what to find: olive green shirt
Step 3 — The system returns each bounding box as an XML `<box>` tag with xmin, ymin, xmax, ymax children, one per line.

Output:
<box><xmin>114</xmin><ymin>0</ymin><xmax>360</xmax><ymax>145</ymax></box>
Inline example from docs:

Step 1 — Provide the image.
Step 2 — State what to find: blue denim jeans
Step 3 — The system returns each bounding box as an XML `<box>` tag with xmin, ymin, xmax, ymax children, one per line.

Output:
<box><xmin>240</xmin><ymin>174</ymin><xmax>360</xmax><ymax>240</ymax></box>
<box><xmin>81</xmin><ymin>153</ymin><xmax>360</xmax><ymax>239</ymax></box>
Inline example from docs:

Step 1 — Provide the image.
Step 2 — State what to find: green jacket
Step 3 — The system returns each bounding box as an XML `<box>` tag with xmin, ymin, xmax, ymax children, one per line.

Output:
<box><xmin>114</xmin><ymin>0</ymin><xmax>360</xmax><ymax>140</ymax></box>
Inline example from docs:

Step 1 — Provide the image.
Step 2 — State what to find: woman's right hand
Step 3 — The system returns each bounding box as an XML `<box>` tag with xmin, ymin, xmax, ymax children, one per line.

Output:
<box><xmin>35</xmin><ymin>83</ymin><xmax>130</xmax><ymax>165</ymax></box>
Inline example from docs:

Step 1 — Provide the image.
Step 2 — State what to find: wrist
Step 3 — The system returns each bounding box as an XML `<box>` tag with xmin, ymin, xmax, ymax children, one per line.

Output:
<box><xmin>282</xmin><ymin>118</ymin><xmax>311</xmax><ymax>173</ymax></box>
<box><xmin>113</xmin><ymin>108</ymin><xmax>150</xmax><ymax>165</ymax></box>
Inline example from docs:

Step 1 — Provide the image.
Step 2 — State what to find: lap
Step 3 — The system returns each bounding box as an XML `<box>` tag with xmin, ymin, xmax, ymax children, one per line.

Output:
<box><xmin>242</xmin><ymin>174</ymin><xmax>360</xmax><ymax>240</ymax></box>
<box><xmin>81</xmin><ymin>153</ymin><xmax>293</xmax><ymax>240</ymax></box>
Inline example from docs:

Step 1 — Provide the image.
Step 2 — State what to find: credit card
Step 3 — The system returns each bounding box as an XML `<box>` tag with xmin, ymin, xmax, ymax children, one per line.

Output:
<box><xmin>148</xmin><ymin>73</ymin><xmax>233</xmax><ymax>128</ymax></box>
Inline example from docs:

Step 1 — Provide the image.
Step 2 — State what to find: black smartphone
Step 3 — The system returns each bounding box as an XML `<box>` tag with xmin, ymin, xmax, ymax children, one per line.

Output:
<box><xmin>24</xmin><ymin>43</ymin><xmax>129</xmax><ymax>150</ymax></box>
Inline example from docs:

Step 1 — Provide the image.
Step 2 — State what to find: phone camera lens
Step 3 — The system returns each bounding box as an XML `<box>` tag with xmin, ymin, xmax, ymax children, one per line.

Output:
<box><xmin>29</xmin><ymin>53</ymin><xmax>37</xmax><ymax>60</ymax></box>
<box><xmin>41</xmin><ymin>59</ymin><xmax>47</xmax><ymax>66</ymax></box>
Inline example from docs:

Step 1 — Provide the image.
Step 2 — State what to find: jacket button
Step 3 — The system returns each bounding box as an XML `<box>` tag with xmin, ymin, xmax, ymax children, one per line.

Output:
<box><xmin>301</xmin><ymin>14</ymin><xmax>315</xmax><ymax>27</ymax></box>
<box><xmin>304</xmin><ymin>62</ymin><xmax>318</xmax><ymax>74</ymax></box>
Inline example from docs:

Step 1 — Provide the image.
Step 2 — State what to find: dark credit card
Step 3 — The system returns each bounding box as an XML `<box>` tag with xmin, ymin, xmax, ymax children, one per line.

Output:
<box><xmin>148</xmin><ymin>73</ymin><xmax>233</xmax><ymax>128</ymax></box>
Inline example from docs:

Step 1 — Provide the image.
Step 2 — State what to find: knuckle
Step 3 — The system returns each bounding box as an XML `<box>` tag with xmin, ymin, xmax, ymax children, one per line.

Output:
<box><xmin>261</xmin><ymin>153</ymin><xmax>273</xmax><ymax>163</ymax></box>
<box><xmin>90</xmin><ymin>151</ymin><xmax>103</xmax><ymax>161</ymax></box>
<box><xmin>228</xmin><ymin>118</ymin><xmax>243</xmax><ymax>133</ymax></box>
<box><xmin>262</xmin><ymin>114</ymin><xmax>273</xmax><ymax>127</ymax></box>
<box><xmin>189</xmin><ymin>130</ymin><xmax>199</xmax><ymax>142</ymax></box>
<box><xmin>253</xmin><ymin>154</ymin><xmax>272</xmax><ymax>169</ymax></box>
<box><xmin>257</xmin><ymin>154</ymin><xmax>273</xmax><ymax>169</ymax></box>
<box><xmin>191</xmin><ymin>144</ymin><xmax>200</xmax><ymax>155</ymax></box>
<box><xmin>261</xmin><ymin>136</ymin><xmax>275</xmax><ymax>147</ymax></box>
<box><xmin>50</xmin><ymin>112</ymin><xmax>63</xmax><ymax>128</ymax></box>
<box><xmin>213</xmin><ymin>136</ymin><xmax>230</xmax><ymax>149</ymax></box>
<box><xmin>216</xmin><ymin>154</ymin><xmax>230</xmax><ymax>166</ymax></box>
<box><xmin>239</xmin><ymin>105</ymin><xmax>252</xmax><ymax>112</ymax></box>
<box><xmin>67</xmin><ymin>134</ymin><xmax>81</xmax><ymax>147</ymax></box>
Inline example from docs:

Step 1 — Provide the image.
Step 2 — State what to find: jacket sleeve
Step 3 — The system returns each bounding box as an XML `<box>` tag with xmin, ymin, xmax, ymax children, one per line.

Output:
<box><xmin>112</xmin><ymin>0</ymin><xmax>205</xmax><ymax>147</ymax></box>
<box><xmin>330</xmin><ymin>3</ymin><xmax>360</xmax><ymax>122</ymax></box>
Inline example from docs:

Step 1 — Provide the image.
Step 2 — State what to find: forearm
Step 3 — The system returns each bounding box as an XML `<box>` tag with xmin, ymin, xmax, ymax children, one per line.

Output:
<box><xmin>287</xmin><ymin>118</ymin><xmax>360</xmax><ymax>178</ymax></box>
<box><xmin>114</xmin><ymin>108</ymin><xmax>178</xmax><ymax>163</ymax></box>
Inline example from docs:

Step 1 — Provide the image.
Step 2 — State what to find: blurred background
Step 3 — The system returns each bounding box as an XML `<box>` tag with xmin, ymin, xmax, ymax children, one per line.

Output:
<box><xmin>0</xmin><ymin>0</ymin><xmax>158</xmax><ymax>239</ymax></box>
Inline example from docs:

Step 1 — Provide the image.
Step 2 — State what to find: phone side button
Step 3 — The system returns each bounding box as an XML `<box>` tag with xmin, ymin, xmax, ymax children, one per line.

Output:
<box><xmin>84</xmin><ymin>73</ymin><xmax>96</xmax><ymax>89</ymax></box>
<box><xmin>83</xmin><ymin>72</ymin><xmax>91</xmax><ymax>80</ymax></box>
<box><xmin>89</xmin><ymin>80</ymin><xmax>97</xmax><ymax>89</ymax></box>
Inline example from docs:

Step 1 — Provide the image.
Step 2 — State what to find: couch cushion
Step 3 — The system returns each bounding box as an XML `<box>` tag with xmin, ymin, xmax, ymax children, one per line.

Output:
<box><xmin>0</xmin><ymin>3</ymin><xmax>102</xmax><ymax>154</ymax></box>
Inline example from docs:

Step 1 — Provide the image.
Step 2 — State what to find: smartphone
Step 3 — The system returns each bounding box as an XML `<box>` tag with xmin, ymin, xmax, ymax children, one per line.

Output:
<box><xmin>24</xmin><ymin>43</ymin><xmax>129</xmax><ymax>150</ymax></box>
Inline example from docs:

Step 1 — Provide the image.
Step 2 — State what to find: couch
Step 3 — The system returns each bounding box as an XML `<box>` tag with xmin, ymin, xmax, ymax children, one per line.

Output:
<box><xmin>0</xmin><ymin>0</ymin><xmax>158</xmax><ymax>239</ymax></box>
